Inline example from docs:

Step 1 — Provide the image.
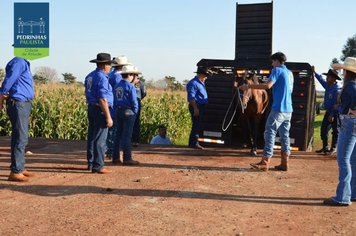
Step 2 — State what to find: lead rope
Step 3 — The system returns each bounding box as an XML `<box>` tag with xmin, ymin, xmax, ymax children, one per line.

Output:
<box><xmin>222</xmin><ymin>72</ymin><xmax>248</xmax><ymax>132</ymax></box>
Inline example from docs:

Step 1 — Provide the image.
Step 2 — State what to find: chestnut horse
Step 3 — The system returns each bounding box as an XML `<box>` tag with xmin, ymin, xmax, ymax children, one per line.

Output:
<box><xmin>237</xmin><ymin>74</ymin><xmax>270</xmax><ymax>155</ymax></box>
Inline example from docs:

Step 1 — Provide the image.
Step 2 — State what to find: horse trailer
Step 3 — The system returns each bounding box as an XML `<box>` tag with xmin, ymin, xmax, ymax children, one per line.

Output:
<box><xmin>197</xmin><ymin>2</ymin><xmax>315</xmax><ymax>151</ymax></box>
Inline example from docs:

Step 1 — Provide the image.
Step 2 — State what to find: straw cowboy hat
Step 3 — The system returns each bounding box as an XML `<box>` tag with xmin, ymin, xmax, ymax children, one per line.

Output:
<box><xmin>120</xmin><ymin>65</ymin><xmax>141</xmax><ymax>74</ymax></box>
<box><xmin>112</xmin><ymin>55</ymin><xmax>131</xmax><ymax>66</ymax></box>
<box><xmin>89</xmin><ymin>53</ymin><xmax>114</xmax><ymax>63</ymax></box>
<box><xmin>332</xmin><ymin>57</ymin><xmax>356</xmax><ymax>73</ymax></box>
<box><xmin>322</xmin><ymin>69</ymin><xmax>341</xmax><ymax>80</ymax></box>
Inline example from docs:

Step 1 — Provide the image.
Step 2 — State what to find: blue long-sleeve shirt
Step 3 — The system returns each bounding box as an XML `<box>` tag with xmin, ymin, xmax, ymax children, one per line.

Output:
<box><xmin>315</xmin><ymin>73</ymin><xmax>341</xmax><ymax>114</ymax></box>
<box><xmin>108</xmin><ymin>69</ymin><xmax>123</xmax><ymax>89</ymax></box>
<box><xmin>339</xmin><ymin>80</ymin><xmax>356</xmax><ymax>115</ymax></box>
<box><xmin>186</xmin><ymin>76</ymin><xmax>208</xmax><ymax>105</ymax></box>
<box><xmin>113</xmin><ymin>79</ymin><xmax>138</xmax><ymax>114</ymax></box>
<box><xmin>84</xmin><ymin>68</ymin><xmax>113</xmax><ymax>107</ymax></box>
<box><xmin>0</xmin><ymin>57</ymin><xmax>34</xmax><ymax>101</ymax></box>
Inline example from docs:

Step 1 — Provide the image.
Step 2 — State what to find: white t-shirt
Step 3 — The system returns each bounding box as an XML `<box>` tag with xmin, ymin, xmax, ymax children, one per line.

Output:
<box><xmin>150</xmin><ymin>135</ymin><xmax>172</xmax><ymax>145</ymax></box>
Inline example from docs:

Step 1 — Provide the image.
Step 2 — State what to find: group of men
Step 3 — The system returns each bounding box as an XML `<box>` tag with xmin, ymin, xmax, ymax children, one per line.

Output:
<box><xmin>85</xmin><ymin>53</ymin><xmax>147</xmax><ymax>174</ymax></box>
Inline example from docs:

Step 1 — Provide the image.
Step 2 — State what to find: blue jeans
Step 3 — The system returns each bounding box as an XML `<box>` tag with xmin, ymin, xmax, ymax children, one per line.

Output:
<box><xmin>263</xmin><ymin>110</ymin><xmax>292</xmax><ymax>157</ymax></box>
<box><xmin>113</xmin><ymin>108</ymin><xmax>136</xmax><ymax>162</ymax></box>
<box><xmin>188</xmin><ymin>104</ymin><xmax>205</xmax><ymax>147</ymax></box>
<box><xmin>6</xmin><ymin>101</ymin><xmax>32</xmax><ymax>173</ymax></box>
<box><xmin>132</xmin><ymin>100</ymin><xmax>141</xmax><ymax>143</ymax></box>
<box><xmin>87</xmin><ymin>105</ymin><xmax>108</xmax><ymax>171</ymax></box>
<box><xmin>105</xmin><ymin>107</ymin><xmax>116</xmax><ymax>156</ymax></box>
<box><xmin>320</xmin><ymin>110</ymin><xmax>338</xmax><ymax>149</ymax></box>
<box><xmin>332</xmin><ymin>115</ymin><xmax>356</xmax><ymax>204</ymax></box>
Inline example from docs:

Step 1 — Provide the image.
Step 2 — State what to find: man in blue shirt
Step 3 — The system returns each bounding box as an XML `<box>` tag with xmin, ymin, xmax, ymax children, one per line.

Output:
<box><xmin>85</xmin><ymin>53</ymin><xmax>114</xmax><ymax>174</ymax></box>
<box><xmin>132</xmin><ymin>72</ymin><xmax>147</xmax><ymax>147</ymax></box>
<box><xmin>112</xmin><ymin>65</ymin><xmax>140</xmax><ymax>165</ymax></box>
<box><xmin>239</xmin><ymin>52</ymin><xmax>294</xmax><ymax>171</ymax></box>
<box><xmin>312</xmin><ymin>67</ymin><xmax>341</xmax><ymax>155</ymax></box>
<box><xmin>186</xmin><ymin>67</ymin><xmax>209</xmax><ymax>149</ymax></box>
<box><xmin>105</xmin><ymin>56</ymin><xmax>128</xmax><ymax>159</ymax></box>
<box><xmin>0</xmin><ymin>57</ymin><xmax>34</xmax><ymax>182</ymax></box>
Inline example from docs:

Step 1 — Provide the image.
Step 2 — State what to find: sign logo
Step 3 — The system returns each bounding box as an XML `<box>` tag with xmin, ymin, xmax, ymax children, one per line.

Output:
<box><xmin>14</xmin><ymin>3</ymin><xmax>49</xmax><ymax>60</ymax></box>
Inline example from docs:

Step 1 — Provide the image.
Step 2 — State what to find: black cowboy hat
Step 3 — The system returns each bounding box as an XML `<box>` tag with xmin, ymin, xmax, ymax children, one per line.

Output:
<box><xmin>195</xmin><ymin>67</ymin><xmax>210</xmax><ymax>76</ymax></box>
<box><xmin>90</xmin><ymin>53</ymin><xmax>114</xmax><ymax>63</ymax></box>
<box><xmin>322</xmin><ymin>69</ymin><xmax>341</xmax><ymax>81</ymax></box>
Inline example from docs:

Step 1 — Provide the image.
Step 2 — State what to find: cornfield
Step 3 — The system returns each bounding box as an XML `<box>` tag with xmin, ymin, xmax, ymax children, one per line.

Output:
<box><xmin>0</xmin><ymin>84</ymin><xmax>191</xmax><ymax>145</ymax></box>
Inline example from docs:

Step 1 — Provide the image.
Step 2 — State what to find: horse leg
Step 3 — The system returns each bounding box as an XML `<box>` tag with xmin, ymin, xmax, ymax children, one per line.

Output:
<box><xmin>248</xmin><ymin>117</ymin><xmax>258</xmax><ymax>156</ymax></box>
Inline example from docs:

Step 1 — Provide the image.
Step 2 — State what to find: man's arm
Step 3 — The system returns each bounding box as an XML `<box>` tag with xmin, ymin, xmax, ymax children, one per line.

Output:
<box><xmin>98</xmin><ymin>98</ymin><xmax>113</xmax><ymax>128</ymax></box>
<box><xmin>0</xmin><ymin>94</ymin><xmax>8</xmax><ymax>110</ymax></box>
<box><xmin>189</xmin><ymin>99</ymin><xmax>199</xmax><ymax>116</ymax></box>
<box><xmin>239</xmin><ymin>80</ymin><xmax>273</xmax><ymax>91</ymax></box>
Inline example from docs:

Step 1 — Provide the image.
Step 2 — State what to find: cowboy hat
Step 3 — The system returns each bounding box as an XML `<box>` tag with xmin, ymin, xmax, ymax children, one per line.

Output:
<box><xmin>89</xmin><ymin>53</ymin><xmax>114</xmax><ymax>63</ymax></box>
<box><xmin>112</xmin><ymin>55</ymin><xmax>131</xmax><ymax>66</ymax></box>
<box><xmin>195</xmin><ymin>67</ymin><xmax>210</xmax><ymax>76</ymax></box>
<box><xmin>332</xmin><ymin>57</ymin><xmax>356</xmax><ymax>74</ymax></box>
<box><xmin>322</xmin><ymin>69</ymin><xmax>341</xmax><ymax>80</ymax></box>
<box><xmin>120</xmin><ymin>65</ymin><xmax>141</xmax><ymax>74</ymax></box>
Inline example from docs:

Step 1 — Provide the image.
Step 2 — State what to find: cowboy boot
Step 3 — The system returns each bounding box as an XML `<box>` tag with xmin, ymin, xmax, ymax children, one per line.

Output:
<box><xmin>275</xmin><ymin>151</ymin><xmax>289</xmax><ymax>171</ymax></box>
<box><xmin>250</xmin><ymin>157</ymin><xmax>270</xmax><ymax>171</ymax></box>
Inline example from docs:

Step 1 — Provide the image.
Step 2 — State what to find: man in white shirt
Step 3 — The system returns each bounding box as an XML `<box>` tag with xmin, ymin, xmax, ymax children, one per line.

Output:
<box><xmin>150</xmin><ymin>125</ymin><xmax>172</xmax><ymax>145</ymax></box>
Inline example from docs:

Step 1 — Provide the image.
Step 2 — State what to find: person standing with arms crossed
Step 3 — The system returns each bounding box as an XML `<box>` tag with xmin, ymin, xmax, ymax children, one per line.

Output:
<box><xmin>85</xmin><ymin>53</ymin><xmax>114</xmax><ymax>174</ymax></box>
<box><xmin>186</xmin><ymin>67</ymin><xmax>210</xmax><ymax>150</ymax></box>
<box><xmin>312</xmin><ymin>67</ymin><xmax>341</xmax><ymax>155</ymax></box>
<box><xmin>323</xmin><ymin>57</ymin><xmax>356</xmax><ymax>206</ymax></box>
<box><xmin>239</xmin><ymin>52</ymin><xmax>294</xmax><ymax>171</ymax></box>
<box><xmin>0</xmin><ymin>56</ymin><xmax>35</xmax><ymax>182</ymax></box>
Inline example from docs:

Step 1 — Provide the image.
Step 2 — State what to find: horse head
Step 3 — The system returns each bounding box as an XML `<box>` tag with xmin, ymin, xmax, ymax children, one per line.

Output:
<box><xmin>236</xmin><ymin>72</ymin><xmax>269</xmax><ymax>115</ymax></box>
<box><xmin>236</xmin><ymin>72</ymin><xmax>257</xmax><ymax>108</ymax></box>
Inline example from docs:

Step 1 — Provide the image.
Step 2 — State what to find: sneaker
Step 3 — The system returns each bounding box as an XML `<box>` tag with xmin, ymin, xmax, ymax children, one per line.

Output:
<box><xmin>328</xmin><ymin>148</ymin><xmax>337</xmax><ymax>156</ymax></box>
<box><xmin>323</xmin><ymin>198</ymin><xmax>349</xmax><ymax>206</ymax></box>
<box><xmin>123</xmin><ymin>160</ymin><xmax>140</xmax><ymax>166</ymax></box>
<box><xmin>316</xmin><ymin>147</ymin><xmax>329</xmax><ymax>154</ymax></box>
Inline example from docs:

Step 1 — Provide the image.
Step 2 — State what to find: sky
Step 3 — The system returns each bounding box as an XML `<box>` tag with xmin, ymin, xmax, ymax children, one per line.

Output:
<box><xmin>0</xmin><ymin>0</ymin><xmax>355</xmax><ymax>91</ymax></box>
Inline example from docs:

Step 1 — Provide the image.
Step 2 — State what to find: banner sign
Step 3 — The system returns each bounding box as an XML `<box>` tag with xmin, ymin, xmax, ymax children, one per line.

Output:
<box><xmin>14</xmin><ymin>3</ymin><xmax>49</xmax><ymax>60</ymax></box>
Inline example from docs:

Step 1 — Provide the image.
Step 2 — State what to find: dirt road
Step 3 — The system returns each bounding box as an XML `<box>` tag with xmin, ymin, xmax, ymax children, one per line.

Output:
<box><xmin>0</xmin><ymin>137</ymin><xmax>355</xmax><ymax>235</ymax></box>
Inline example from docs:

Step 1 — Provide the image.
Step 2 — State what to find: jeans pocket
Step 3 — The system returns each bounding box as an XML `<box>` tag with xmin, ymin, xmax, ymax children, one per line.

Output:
<box><xmin>124</xmin><ymin>109</ymin><xmax>134</xmax><ymax>116</ymax></box>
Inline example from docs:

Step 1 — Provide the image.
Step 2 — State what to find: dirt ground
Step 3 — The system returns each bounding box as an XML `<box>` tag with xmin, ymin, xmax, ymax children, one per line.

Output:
<box><xmin>0</xmin><ymin>137</ymin><xmax>355</xmax><ymax>236</ymax></box>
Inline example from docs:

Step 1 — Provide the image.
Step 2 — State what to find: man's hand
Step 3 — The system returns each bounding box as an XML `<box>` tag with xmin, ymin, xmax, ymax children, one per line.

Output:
<box><xmin>238</xmin><ymin>85</ymin><xmax>249</xmax><ymax>91</ymax></box>
<box><xmin>106</xmin><ymin>117</ymin><xmax>113</xmax><ymax>128</ymax></box>
<box><xmin>193</xmin><ymin>108</ymin><xmax>200</xmax><ymax>117</ymax></box>
<box><xmin>328</xmin><ymin>116</ymin><xmax>334</xmax><ymax>123</ymax></box>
